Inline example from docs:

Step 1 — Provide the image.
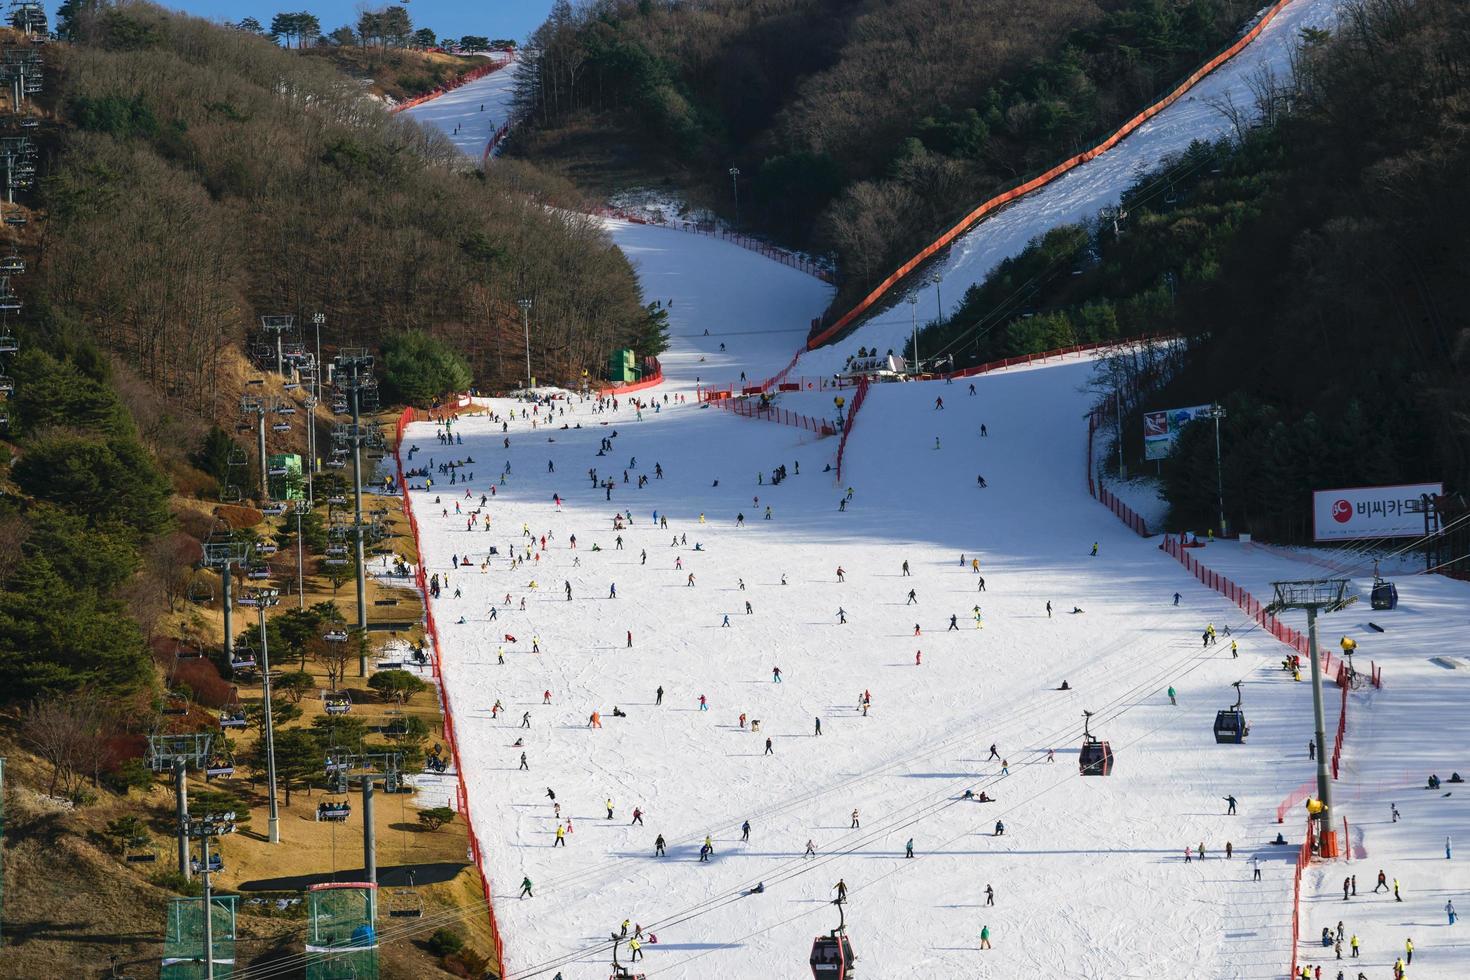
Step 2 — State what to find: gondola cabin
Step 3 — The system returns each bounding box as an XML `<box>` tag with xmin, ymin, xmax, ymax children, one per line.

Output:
<box><xmin>1079</xmin><ymin>710</ymin><xmax>1113</xmax><ymax>775</ymax></box>
<box><xmin>1213</xmin><ymin>710</ymin><xmax>1247</xmax><ymax>744</ymax></box>
<box><xmin>810</xmin><ymin>933</ymin><xmax>855</xmax><ymax>979</ymax></box>
<box><xmin>1213</xmin><ymin>681</ymin><xmax>1248</xmax><ymax>744</ymax></box>
<box><xmin>1370</xmin><ymin>579</ymin><xmax>1398</xmax><ymax>610</ymax></box>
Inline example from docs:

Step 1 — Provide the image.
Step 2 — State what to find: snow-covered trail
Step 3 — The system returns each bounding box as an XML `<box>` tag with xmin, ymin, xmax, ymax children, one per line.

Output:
<box><xmin>401</xmin><ymin>54</ymin><xmax>518</xmax><ymax>160</ymax></box>
<box><xmin>799</xmin><ymin>0</ymin><xmax>1349</xmax><ymax>374</ymax></box>
<box><xmin>403</xmin><ymin>359</ymin><xmax>1348</xmax><ymax>979</ymax></box>
<box><xmin>601</xmin><ymin>218</ymin><xmax>835</xmax><ymax>391</ymax></box>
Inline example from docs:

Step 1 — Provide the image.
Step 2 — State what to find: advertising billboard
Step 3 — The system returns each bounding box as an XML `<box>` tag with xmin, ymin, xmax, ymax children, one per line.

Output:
<box><xmin>1312</xmin><ymin>483</ymin><xmax>1443</xmax><ymax>542</ymax></box>
<box><xmin>1143</xmin><ymin>404</ymin><xmax>1211</xmax><ymax>460</ymax></box>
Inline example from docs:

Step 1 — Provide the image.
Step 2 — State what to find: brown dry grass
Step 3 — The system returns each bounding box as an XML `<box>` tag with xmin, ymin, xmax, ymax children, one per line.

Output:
<box><xmin>1</xmin><ymin>412</ymin><xmax>497</xmax><ymax>977</ymax></box>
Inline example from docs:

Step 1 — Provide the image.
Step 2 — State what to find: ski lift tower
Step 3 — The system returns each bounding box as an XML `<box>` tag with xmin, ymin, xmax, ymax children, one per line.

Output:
<box><xmin>146</xmin><ymin>733</ymin><xmax>215</xmax><ymax>880</ymax></box>
<box><xmin>325</xmin><ymin>750</ymin><xmax>403</xmax><ymax>920</ymax></box>
<box><xmin>258</xmin><ymin>315</ymin><xmax>294</xmax><ymax>378</ymax></box>
<box><xmin>240</xmin><ymin>393</ymin><xmax>269</xmax><ymax>499</ymax></box>
<box><xmin>8</xmin><ymin>3</ymin><xmax>48</xmax><ymax>37</ymax></box>
<box><xmin>178</xmin><ymin>809</ymin><xmax>238</xmax><ymax>980</ymax></box>
<box><xmin>1266</xmin><ymin>579</ymin><xmax>1355</xmax><ymax>858</ymax></box>
<box><xmin>0</xmin><ymin>136</ymin><xmax>34</xmax><ymax>205</ymax></box>
<box><xmin>333</xmin><ymin>349</ymin><xmax>378</xmax><ymax>675</ymax></box>
<box><xmin>200</xmin><ymin>535</ymin><xmax>252</xmax><ymax>668</ymax></box>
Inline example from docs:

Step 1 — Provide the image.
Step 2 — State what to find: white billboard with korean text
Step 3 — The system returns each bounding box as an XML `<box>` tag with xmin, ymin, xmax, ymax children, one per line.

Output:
<box><xmin>1312</xmin><ymin>483</ymin><xmax>1442</xmax><ymax>542</ymax></box>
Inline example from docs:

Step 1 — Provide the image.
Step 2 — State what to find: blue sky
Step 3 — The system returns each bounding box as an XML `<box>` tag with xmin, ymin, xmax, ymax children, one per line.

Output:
<box><xmin>60</xmin><ymin>0</ymin><xmax>556</xmax><ymax>45</ymax></box>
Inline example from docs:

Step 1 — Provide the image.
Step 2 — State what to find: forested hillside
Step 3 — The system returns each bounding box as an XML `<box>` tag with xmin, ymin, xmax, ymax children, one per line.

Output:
<box><xmin>512</xmin><ymin>0</ymin><xmax>1266</xmax><ymax>307</ymax></box>
<box><xmin>909</xmin><ymin>0</ymin><xmax>1470</xmax><ymax>540</ymax></box>
<box><xmin>46</xmin><ymin>0</ymin><xmax>661</xmax><ymax>427</ymax></box>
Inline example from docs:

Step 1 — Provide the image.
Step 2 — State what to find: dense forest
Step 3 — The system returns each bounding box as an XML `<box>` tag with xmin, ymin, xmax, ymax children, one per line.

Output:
<box><xmin>510</xmin><ymin>0</ymin><xmax>1265</xmax><ymax>309</ymax></box>
<box><xmin>909</xmin><ymin>0</ymin><xmax>1470</xmax><ymax>541</ymax></box>
<box><xmin>0</xmin><ymin>1</ymin><xmax>672</xmax><ymax>706</ymax></box>
<box><xmin>47</xmin><ymin>0</ymin><xmax>663</xmax><ymax>423</ymax></box>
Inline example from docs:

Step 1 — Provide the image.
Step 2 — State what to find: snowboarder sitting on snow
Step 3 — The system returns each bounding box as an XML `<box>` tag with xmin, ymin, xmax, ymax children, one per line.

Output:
<box><xmin>1451</xmin><ymin>773</ymin><xmax>1464</xmax><ymax>783</ymax></box>
<box><xmin>1427</xmin><ymin>774</ymin><xmax>1441</xmax><ymax>789</ymax></box>
<box><xmin>994</xmin><ymin>820</ymin><xmax>1005</xmax><ymax>836</ymax></box>
<box><xmin>612</xmin><ymin>706</ymin><xmax>627</xmax><ymax>717</ymax></box>
<box><xmin>1070</xmin><ymin>606</ymin><xmax>1084</xmax><ymax>614</ymax></box>
<box><xmin>1058</xmin><ymin>681</ymin><xmax>1070</xmax><ymax>690</ymax></box>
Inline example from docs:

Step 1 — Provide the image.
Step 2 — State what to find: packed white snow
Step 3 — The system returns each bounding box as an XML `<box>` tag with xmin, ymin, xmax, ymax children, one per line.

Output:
<box><xmin>400</xmin><ymin>343</ymin><xmax>1465</xmax><ymax>978</ymax></box>
<box><xmin>401</xmin><ymin>53</ymin><xmax>518</xmax><ymax>160</ymax></box>
<box><xmin>397</xmin><ymin>2</ymin><xmax>1467</xmax><ymax>974</ymax></box>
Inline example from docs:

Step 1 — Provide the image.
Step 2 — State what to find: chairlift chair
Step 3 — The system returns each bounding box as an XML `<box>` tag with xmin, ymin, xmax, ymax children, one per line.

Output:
<box><xmin>4</xmin><ymin>215</ymin><xmax>27</xmax><ymax>226</ymax></box>
<box><xmin>386</xmin><ymin>871</ymin><xmax>424</xmax><ymax>918</ymax></box>
<box><xmin>277</xmin><ymin>403</ymin><xmax>297</xmax><ymax>415</ymax></box>
<box><xmin>323</xmin><ymin>692</ymin><xmax>352</xmax><ymax>715</ymax></box>
<box><xmin>271</xmin><ymin>420</ymin><xmax>291</xmax><ymax>432</ymax></box>
<box><xmin>246</xmin><ymin>563</ymin><xmax>271</xmax><ymax>580</ymax></box>
<box><xmin>187</xmin><ymin>575</ymin><xmax>214</xmax><ymax>604</ymax></box>
<box><xmin>0</xmin><ymin>375</ymin><xmax>13</xmax><ymax>395</ymax></box>
<box><xmin>261</xmin><ymin>502</ymin><xmax>287</xmax><ymax>516</ymax></box>
<box><xmin>267</xmin><ymin>464</ymin><xmax>288</xmax><ymax>477</ymax></box>
<box><xmin>226</xmin><ymin>447</ymin><xmax>248</xmax><ymax>467</ymax></box>
<box><xmin>324</xmin><ymin>628</ymin><xmax>350</xmax><ymax>643</ymax></box>
<box><xmin>810</xmin><ymin>898</ymin><xmax>856</xmax><ymax>979</ymax></box>
<box><xmin>0</xmin><ymin>333</ymin><xmax>15</xmax><ymax>352</ymax></box>
<box><xmin>230</xmin><ymin>648</ymin><xmax>258</xmax><ymax>671</ymax></box>
<box><xmin>1213</xmin><ymin>682</ymin><xmax>1248</xmax><ymax>744</ymax></box>
<box><xmin>0</xmin><ymin>255</ymin><xmax>18</xmax><ymax>274</ymax></box>
<box><xmin>256</xmin><ymin>542</ymin><xmax>278</xmax><ymax>556</ymax></box>
<box><xmin>219</xmin><ymin>690</ymin><xmax>247</xmax><ymax>728</ymax></box>
<box><xmin>221</xmin><ymin>484</ymin><xmax>243</xmax><ymax>503</ymax></box>
<box><xmin>1078</xmin><ymin>710</ymin><xmax>1114</xmax><ymax>776</ymax></box>
<box><xmin>205</xmin><ymin>756</ymin><xmax>236</xmax><ymax>779</ymax></box>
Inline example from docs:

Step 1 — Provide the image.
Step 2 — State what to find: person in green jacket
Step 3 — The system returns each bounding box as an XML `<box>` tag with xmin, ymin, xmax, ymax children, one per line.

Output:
<box><xmin>980</xmin><ymin>924</ymin><xmax>991</xmax><ymax>949</ymax></box>
<box><xmin>519</xmin><ymin>876</ymin><xmax>533</xmax><ymax>898</ymax></box>
<box><xmin>1168</xmin><ymin>686</ymin><xmax>1177</xmax><ymax>705</ymax></box>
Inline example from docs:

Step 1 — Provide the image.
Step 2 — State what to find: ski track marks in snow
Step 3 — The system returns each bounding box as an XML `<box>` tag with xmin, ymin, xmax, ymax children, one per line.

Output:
<box><xmin>405</xmin><ymin>363</ymin><xmax>1356</xmax><ymax>979</ymax></box>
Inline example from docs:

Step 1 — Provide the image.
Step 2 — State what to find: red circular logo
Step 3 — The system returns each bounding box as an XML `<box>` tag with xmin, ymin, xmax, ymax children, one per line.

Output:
<box><xmin>1331</xmin><ymin>500</ymin><xmax>1352</xmax><ymax>523</ymax></box>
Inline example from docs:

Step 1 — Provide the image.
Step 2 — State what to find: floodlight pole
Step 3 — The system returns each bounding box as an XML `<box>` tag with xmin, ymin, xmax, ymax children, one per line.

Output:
<box><xmin>295</xmin><ymin>504</ymin><xmax>308</xmax><ymax>610</ymax></box>
<box><xmin>350</xmin><ymin>380</ymin><xmax>368</xmax><ymax>674</ymax></box>
<box><xmin>930</xmin><ymin>272</ymin><xmax>943</xmax><ymax>323</ymax></box>
<box><xmin>728</xmin><ymin>167</ymin><xmax>740</xmax><ymax>227</ymax></box>
<box><xmin>907</xmin><ymin>293</ymin><xmax>920</xmax><ymax>373</ymax></box>
<box><xmin>1116</xmin><ymin>389</ymin><xmax>1125</xmax><ymax>480</ymax></box>
<box><xmin>1202</xmin><ymin>403</ymin><xmax>1228</xmax><ymax>536</ymax></box>
<box><xmin>518</xmin><ymin>298</ymin><xmax>533</xmax><ymax>387</ymax></box>
<box><xmin>253</xmin><ymin>589</ymin><xmax>283</xmax><ymax>843</ymax></box>
<box><xmin>200</xmin><ymin>831</ymin><xmax>215</xmax><ymax>980</ymax></box>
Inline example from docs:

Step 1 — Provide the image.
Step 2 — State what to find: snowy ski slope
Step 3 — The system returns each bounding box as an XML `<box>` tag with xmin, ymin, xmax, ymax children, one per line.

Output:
<box><xmin>407</xmin><ymin>364</ymin><xmax>1467</xmax><ymax>980</ymax></box>
<box><xmin>799</xmin><ymin>0</ymin><xmax>1350</xmax><ymax>374</ymax></box>
<box><xmin>401</xmin><ymin>53</ymin><xmax>518</xmax><ymax>160</ymax></box>
<box><xmin>399</xmin><ymin>3</ymin><xmax>1467</xmax><ymax>974</ymax></box>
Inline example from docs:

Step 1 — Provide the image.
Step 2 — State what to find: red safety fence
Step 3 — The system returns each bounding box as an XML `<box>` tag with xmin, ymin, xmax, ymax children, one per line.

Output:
<box><xmin>710</xmin><ymin>394</ymin><xmax>837</xmax><ymax>436</ymax></box>
<box><xmin>1086</xmin><ymin>406</ymin><xmax>1151</xmax><ymax>537</ymax></box>
<box><xmin>596</xmin><ymin>358</ymin><xmax>663</xmax><ymax>396</ymax></box>
<box><xmin>807</xmin><ymin>0</ymin><xmax>1296</xmax><ymax>349</ymax></box>
<box><xmin>1290</xmin><ymin>815</ymin><xmax>1317</xmax><ymax>980</ymax></box>
<box><xmin>1159</xmin><ymin>534</ymin><xmax>1350</xmax><ymax>677</ymax></box>
<box><xmin>391</xmin><ymin>403</ymin><xmax>507</xmax><ymax>977</ymax></box>
<box><xmin>481</xmin><ymin>120</ymin><xmax>512</xmax><ymax>163</ymax></box>
<box><xmin>834</xmin><ymin>376</ymin><xmax>871</xmax><ymax>481</ymax></box>
<box><xmin>391</xmin><ymin>52</ymin><xmax>515</xmax><ymax>113</ymax></box>
<box><xmin>597</xmin><ymin>208</ymin><xmax>834</xmax><ymax>283</ymax></box>
<box><xmin>1276</xmin><ymin>780</ymin><xmax>1316</xmax><ymax>825</ymax></box>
